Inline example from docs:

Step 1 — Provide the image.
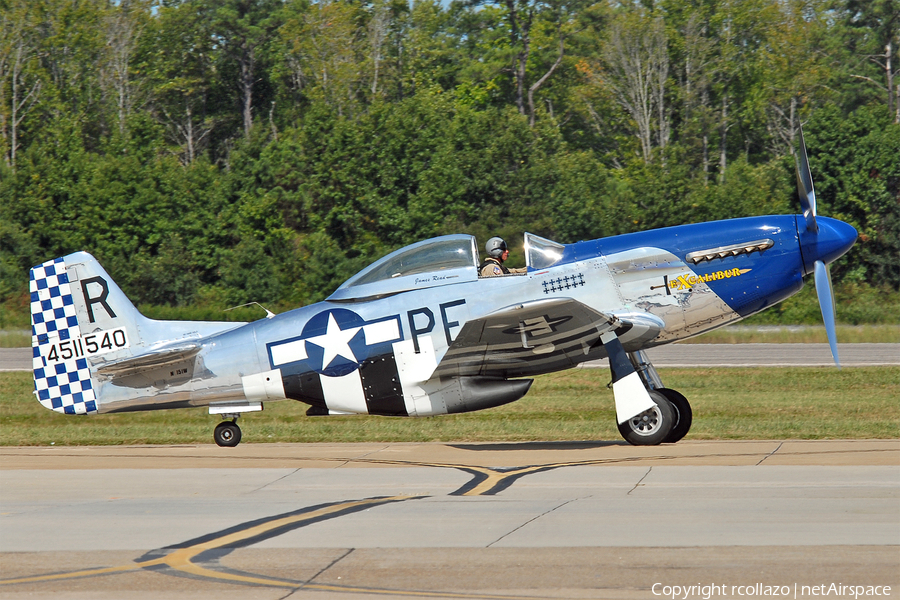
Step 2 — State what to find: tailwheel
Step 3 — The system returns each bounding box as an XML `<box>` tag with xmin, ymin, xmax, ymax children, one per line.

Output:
<box><xmin>214</xmin><ymin>419</ymin><xmax>242</xmax><ymax>447</ymax></box>
<box><xmin>658</xmin><ymin>388</ymin><xmax>692</xmax><ymax>444</ymax></box>
<box><xmin>617</xmin><ymin>390</ymin><xmax>675</xmax><ymax>446</ymax></box>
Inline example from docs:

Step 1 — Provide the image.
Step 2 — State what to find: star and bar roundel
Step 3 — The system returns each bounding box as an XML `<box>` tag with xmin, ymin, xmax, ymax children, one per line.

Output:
<box><xmin>267</xmin><ymin>309</ymin><xmax>403</xmax><ymax>377</ymax></box>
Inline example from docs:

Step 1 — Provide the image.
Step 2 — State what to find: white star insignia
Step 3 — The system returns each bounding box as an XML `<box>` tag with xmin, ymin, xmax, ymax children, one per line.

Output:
<box><xmin>304</xmin><ymin>313</ymin><xmax>362</xmax><ymax>370</ymax></box>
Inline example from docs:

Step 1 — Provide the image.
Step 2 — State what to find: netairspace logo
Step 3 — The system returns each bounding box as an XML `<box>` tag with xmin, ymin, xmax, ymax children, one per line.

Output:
<box><xmin>652</xmin><ymin>583</ymin><xmax>893</xmax><ymax>600</ymax></box>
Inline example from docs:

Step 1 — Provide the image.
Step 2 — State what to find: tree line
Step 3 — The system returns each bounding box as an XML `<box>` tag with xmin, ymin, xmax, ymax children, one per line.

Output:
<box><xmin>1</xmin><ymin>0</ymin><xmax>897</xmax><ymax>319</ymax></box>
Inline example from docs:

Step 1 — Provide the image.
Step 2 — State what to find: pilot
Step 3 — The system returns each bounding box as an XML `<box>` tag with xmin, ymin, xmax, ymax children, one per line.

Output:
<box><xmin>480</xmin><ymin>237</ymin><xmax>527</xmax><ymax>277</ymax></box>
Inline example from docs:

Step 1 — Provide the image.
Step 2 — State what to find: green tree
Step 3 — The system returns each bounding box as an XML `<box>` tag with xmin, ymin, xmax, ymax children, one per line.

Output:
<box><xmin>1</xmin><ymin>0</ymin><xmax>897</xmax><ymax>316</ymax></box>
<box><xmin>210</xmin><ymin>0</ymin><xmax>282</xmax><ymax>138</ymax></box>
<box><xmin>141</xmin><ymin>0</ymin><xmax>221</xmax><ymax>163</ymax></box>
<box><xmin>1</xmin><ymin>0</ymin><xmax>44</xmax><ymax>168</ymax></box>
<box><xmin>839</xmin><ymin>0</ymin><xmax>900</xmax><ymax>121</ymax></box>
<box><xmin>807</xmin><ymin>104</ymin><xmax>900</xmax><ymax>289</ymax></box>
<box><xmin>276</xmin><ymin>0</ymin><xmax>364</xmax><ymax>118</ymax></box>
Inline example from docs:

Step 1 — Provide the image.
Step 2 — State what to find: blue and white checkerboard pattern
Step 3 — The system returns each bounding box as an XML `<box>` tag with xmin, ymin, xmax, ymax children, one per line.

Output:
<box><xmin>30</xmin><ymin>257</ymin><xmax>97</xmax><ymax>415</ymax></box>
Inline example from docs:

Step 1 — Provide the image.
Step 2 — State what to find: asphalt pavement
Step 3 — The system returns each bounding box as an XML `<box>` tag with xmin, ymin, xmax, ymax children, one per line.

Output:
<box><xmin>1</xmin><ymin>440</ymin><xmax>897</xmax><ymax>600</ymax></box>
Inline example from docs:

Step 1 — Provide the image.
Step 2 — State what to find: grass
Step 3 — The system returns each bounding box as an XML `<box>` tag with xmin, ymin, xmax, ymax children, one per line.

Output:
<box><xmin>0</xmin><ymin>330</ymin><xmax>30</xmax><ymax>348</ymax></box>
<box><xmin>677</xmin><ymin>324</ymin><xmax>900</xmax><ymax>344</ymax></box>
<box><xmin>1</xmin><ymin>367</ymin><xmax>897</xmax><ymax>446</ymax></box>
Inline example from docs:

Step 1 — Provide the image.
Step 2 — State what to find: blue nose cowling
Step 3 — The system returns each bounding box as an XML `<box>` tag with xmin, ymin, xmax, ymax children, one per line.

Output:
<box><xmin>798</xmin><ymin>216</ymin><xmax>858</xmax><ymax>276</ymax></box>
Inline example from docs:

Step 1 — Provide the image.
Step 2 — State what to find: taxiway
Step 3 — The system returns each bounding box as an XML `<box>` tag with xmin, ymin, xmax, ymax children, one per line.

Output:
<box><xmin>1</xmin><ymin>440</ymin><xmax>898</xmax><ymax>599</ymax></box>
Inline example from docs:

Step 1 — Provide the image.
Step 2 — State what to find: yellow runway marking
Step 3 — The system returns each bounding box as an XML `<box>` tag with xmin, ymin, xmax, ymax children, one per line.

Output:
<box><xmin>338</xmin><ymin>455</ymin><xmax>673</xmax><ymax>495</ymax></box>
<box><xmin>157</xmin><ymin>497</ymin><xmax>402</xmax><ymax>588</ymax></box>
<box><xmin>2</xmin><ymin>497</ymin><xmax>407</xmax><ymax>588</ymax></box>
<box><xmin>15</xmin><ymin>446</ymin><xmax>886</xmax><ymax>596</ymax></box>
<box><xmin>1</xmin><ymin>562</ymin><xmax>152</xmax><ymax>585</ymax></box>
<box><xmin>456</xmin><ymin>465</ymin><xmax>554</xmax><ymax>496</ymax></box>
<box><xmin>1</xmin><ymin>494</ymin><xmax>542</xmax><ymax>598</ymax></box>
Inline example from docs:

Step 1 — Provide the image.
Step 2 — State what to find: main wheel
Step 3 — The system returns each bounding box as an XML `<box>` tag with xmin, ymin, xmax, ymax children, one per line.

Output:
<box><xmin>617</xmin><ymin>390</ymin><xmax>675</xmax><ymax>446</ymax></box>
<box><xmin>214</xmin><ymin>421</ymin><xmax>242</xmax><ymax>447</ymax></box>
<box><xmin>658</xmin><ymin>388</ymin><xmax>692</xmax><ymax>444</ymax></box>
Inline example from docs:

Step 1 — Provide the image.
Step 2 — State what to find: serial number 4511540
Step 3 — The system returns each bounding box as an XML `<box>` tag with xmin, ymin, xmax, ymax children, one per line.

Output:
<box><xmin>42</xmin><ymin>327</ymin><xmax>130</xmax><ymax>363</ymax></box>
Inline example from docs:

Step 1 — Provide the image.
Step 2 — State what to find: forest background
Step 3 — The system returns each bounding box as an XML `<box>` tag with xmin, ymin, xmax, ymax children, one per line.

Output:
<box><xmin>1</xmin><ymin>0</ymin><xmax>898</xmax><ymax>329</ymax></box>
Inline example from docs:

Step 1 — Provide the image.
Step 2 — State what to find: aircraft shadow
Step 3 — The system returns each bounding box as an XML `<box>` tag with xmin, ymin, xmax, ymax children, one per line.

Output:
<box><xmin>449</xmin><ymin>440</ymin><xmax>626</xmax><ymax>452</ymax></box>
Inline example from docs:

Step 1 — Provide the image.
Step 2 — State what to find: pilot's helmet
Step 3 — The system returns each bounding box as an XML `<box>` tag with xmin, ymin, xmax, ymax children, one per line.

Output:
<box><xmin>485</xmin><ymin>237</ymin><xmax>508</xmax><ymax>259</ymax></box>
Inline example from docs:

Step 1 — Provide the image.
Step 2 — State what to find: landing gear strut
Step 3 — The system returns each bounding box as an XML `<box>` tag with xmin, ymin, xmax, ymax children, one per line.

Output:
<box><xmin>214</xmin><ymin>418</ymin><xmax>242</xmax><ymax>447</ymax></box>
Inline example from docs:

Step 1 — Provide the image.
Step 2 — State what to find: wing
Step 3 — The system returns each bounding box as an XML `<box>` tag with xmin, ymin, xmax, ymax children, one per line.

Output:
<box><xmin>432</xmin><ymin>297</ymin><xmax>663</xmax><ymax>379</ymax></box>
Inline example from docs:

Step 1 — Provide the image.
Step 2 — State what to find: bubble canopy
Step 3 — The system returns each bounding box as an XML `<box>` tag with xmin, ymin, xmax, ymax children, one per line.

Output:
<box><xmin>327</xmin><ymin>232</ymin><xmax>565</xmax><ymax>301</ymax></box>
<box><xmin>328</xmin><ymin>235</ymin><xmax>481</xmax><ymax>301</ymax></box>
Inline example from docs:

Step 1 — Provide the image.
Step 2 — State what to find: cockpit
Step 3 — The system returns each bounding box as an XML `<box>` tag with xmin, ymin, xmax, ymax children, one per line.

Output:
<box><xmin>326</xmin><ymin>232</ymin><xmax>567</xmax><ymax>301</ymax></box>
<box><xmin>328</xmin><ymin>235</ymin><xmax>479</xmax><ymax>301</ymax></box>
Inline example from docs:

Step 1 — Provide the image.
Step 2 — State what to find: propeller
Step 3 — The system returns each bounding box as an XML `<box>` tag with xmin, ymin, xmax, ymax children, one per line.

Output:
<box><xmin>795</xmin><ymin>127</ymin><xmax>840</xmax><ymax>368</ymax></box>
<box><xmin>795</xmin><ymin>128</ymin><xmax>818</xmax><ymax>234</ymax></box>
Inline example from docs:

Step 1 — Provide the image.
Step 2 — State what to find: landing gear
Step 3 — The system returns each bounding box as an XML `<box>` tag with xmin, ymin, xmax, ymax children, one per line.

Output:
<box><xmin>658</xmin><ymin>388</ymin><xmax>692</xmax><ymax>444</ymax></box>
<box><xmin>214</xmin><ymin>419</ymin><xmax>242</xmax><ymax>447</ymax></box>
<box><xmin>617</xmin><ymin>390</ymin><xmax>676</xmax><ymax>445</ymax></box>
<box><xmin>209</xmin><ymin>403</ymin><xmax>261</xmax><ymax>447</ymax></box>
<box><xmin>611</xmin><ymin>349</ymin><xmax>693</xmax><ymax>445</ymax></box>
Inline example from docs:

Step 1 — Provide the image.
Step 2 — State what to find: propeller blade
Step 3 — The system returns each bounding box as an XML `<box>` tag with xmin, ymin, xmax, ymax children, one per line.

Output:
<box><xmin>814</xmin><ymin>260</ymin><xmax>840</xmax><ymax>368</ymax></box>
<box><xmin>796</xmin><ymin>127</ymin><xmax>818</xmax><ymax>234</ymax></box>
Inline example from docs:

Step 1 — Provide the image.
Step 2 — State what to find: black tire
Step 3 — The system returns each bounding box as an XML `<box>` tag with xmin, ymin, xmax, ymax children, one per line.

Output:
<box><xmin>658</xmin><ymin>388</ymin><xmax>692</xmax><ymax>444</ymax></box>
<box><xmin>214</xmin><ymin>421</ymin><xmax>242</xmax><ymax>447</ymax></box>
<box><xmin>617</xmin><ymin>390</ymin><xmax>676</xmax><ymax>446</ymax></box>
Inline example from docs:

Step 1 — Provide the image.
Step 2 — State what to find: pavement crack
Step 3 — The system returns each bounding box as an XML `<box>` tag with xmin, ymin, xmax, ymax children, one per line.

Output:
<box><xmin>337</xmin><ymin>445</ymin><xmax>393</xmax><ymax>468</ymax></box>
<box><xmin>305</xmin><ymin>548</ymin><xmax>355</xmax><ymax>586</ymax></box>
<box><xmin>278</xmin><ymin>549</ymin><xmax>357</xmax><ymax>597</ymax></box>
<box><xmin>627</xmin><ymin>466</ymin><xmax>653</xmax><ymax>495</ymax></box>
<box><xmin>756</xmin><ymin>441</ymin><xmax>785</xmax><ymax>465</ymax></box>
<box><xmin>486</xmin><ymin>498</ymin><xmax>577</xmax><ymax>548</ymax></box>
<box><xmin>250</xmin><ymin>467</ymin><xmax>303</xmax><ymax>493</ymax></box>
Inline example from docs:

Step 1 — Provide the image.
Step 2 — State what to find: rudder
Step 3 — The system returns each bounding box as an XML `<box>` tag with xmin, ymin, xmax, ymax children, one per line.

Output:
<box><xmin>30</xmin><ymin>252</ymin><xmax>142</xmax><ymax>414</ymax></box>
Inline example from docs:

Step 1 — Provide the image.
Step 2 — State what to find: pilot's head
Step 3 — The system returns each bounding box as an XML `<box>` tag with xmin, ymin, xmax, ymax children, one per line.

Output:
<box><xmin>486</xmin><ymin>237</ymin><xmax>509</xmax><ymax>261</ymax></box>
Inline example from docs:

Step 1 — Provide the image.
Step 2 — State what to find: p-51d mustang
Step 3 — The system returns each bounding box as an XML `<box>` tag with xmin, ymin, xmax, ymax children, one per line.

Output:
<box><xmin>30</xmin><ymin>132</ymin><xmax>856</xmax><ymax>446</ymax></box>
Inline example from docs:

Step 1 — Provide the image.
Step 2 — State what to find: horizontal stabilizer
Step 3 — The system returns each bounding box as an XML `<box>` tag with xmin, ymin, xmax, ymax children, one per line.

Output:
<box><xmin>94</xmin><ymin>342</ymin><xmax>202</xmax><ymax>378</ymax></box>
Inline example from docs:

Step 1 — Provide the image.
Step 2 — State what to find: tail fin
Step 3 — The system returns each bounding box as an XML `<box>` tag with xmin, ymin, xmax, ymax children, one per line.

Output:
<box><xmin>30</xmin><ymin>252</ymin><xmax>238</xmax><ymax>414</ymax></box>
<box><xmin>30</xmin><ymin>253</ymin><xmax>117</xmax><ymax>414</ymax></box>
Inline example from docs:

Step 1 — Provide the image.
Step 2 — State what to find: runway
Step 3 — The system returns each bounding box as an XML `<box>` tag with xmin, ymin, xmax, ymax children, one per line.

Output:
<box><xmin>1</xmin><ymin>440</ymin><xmax>898</xmax><ymax>599</ymax></box>
<box><xmin>583</xmin><ymin>343</ymin><xmax>900</xmax><ymax>368</ymax></box>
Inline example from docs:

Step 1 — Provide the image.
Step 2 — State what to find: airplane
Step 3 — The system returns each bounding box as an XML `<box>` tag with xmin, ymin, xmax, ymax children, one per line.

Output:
<box><xmin>28</xmin><ymin>131</ymin><xmax>857</xmax><ymax>447</ymax></box>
